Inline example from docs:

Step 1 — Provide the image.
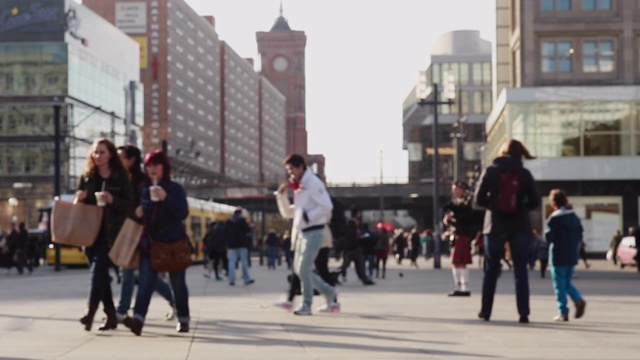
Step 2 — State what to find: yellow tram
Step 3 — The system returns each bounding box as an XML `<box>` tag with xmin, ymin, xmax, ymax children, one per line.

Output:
<box><xmin>46</xmin><ymin>197</ymin><xmax>239</xmax><ymax>266</ymax></box>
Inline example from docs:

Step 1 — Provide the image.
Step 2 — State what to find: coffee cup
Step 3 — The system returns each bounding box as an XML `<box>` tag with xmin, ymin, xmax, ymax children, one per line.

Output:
<box><xmin>149</xmin><ymin>185</ymin><xmax>161</xmax><ymax>202</ymax></box>
<box><xmin>95</xmin><ymin>192</ymin><xmax>106</xmax><ymax>206</ymax></box>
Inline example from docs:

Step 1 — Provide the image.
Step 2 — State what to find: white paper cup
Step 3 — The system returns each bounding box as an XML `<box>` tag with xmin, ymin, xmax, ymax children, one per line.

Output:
<box><xmin>150</xmin><ymin>185</ymin><xmax>161</xmax><ymax>202</ymax></box>
<box><xmin>95</xmin><ymin>192</ymin><xmax>106</xmax><ymax>206</ymax></box>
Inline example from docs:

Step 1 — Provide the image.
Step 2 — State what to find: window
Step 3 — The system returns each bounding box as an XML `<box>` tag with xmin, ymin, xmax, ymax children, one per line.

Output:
<box><xmin>473</xmin><ymin>91</ymin><xmax>492</xmax><ymax>114</ymax></box>
<box><xmin>541</xmin><ymin>40</ymin><xmax>573</xmax><ymax>73</ymax></box>
<box><xmin>583</xmin><ymin>0</ymin><xmax>612</xmax><ymax>10</ymax></box>
<box><xmin>542</xmin><ymin>0</ymin><xmax>571</xmax><ymax>11</ymax></box>
<box><xmin>583</xmin><ymin>40</ymin><xmax>614</xmax><ymax>72</ymax></box>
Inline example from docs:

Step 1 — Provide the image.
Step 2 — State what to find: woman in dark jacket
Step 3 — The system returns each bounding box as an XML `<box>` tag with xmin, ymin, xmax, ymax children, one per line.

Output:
<box><xmin>75</xmin><ymin>138</ymin><xmax>133</xmax><ymax>331</ymax></box>
<box><xmin>115</xmin><ymin>145</ymin><xmax>175</xmax><ymax>322</ymax></box>
<box><xmin>473</xmin><ymin>139</ymin><xmax>540</xmax><ymax>324</ymax></box>
<box><xmin>123</xmin><ymin>150</ymin><xmax>190</xmax><ymax>336</ymax></box>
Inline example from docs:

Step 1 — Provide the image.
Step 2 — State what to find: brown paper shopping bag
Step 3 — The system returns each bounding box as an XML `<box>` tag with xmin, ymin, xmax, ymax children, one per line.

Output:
<box><xmin>51</xmin><ymin>200</ymin><xmax>104</xmax><ymax>247</ymax></box>
<box><xmin>109</xmin><ymin>218</ymin><xmax>143</xmax><ymax>269</ymax></box>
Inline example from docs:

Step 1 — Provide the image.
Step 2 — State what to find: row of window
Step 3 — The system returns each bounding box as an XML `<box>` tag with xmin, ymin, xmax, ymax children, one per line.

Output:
<box><xmin>431</xmin><ymin>62</ymin><xmax>491</xmax><ymax>87</ymax></box>
<box><xmin>541</xmin><ymin>0</ymin><xmax>613</xmax><ymax>11</ymax></box>
<box><xmin>440</xmin><ymin>90</ymin><xmax>492</xmax><ymax>115</ymax></box>
<box><xmin>541</xmin><ymin>39</ymin><xmax>614</xmax><ymax>73</ymax></box>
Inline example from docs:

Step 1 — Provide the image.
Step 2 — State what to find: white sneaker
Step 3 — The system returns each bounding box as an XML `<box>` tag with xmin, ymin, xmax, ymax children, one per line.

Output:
<box><xmin>273</xmin><ymin>300</ymin><xmax>293</xmax><ymax>311</ymax></box>
<box><xmin>165</xmin><ymin>306</ymin><xmax>176</xmax><ymax>321</ymax></box>
<box><xmin>317</xmin><ymin>302</ymin><xmax>341</xmax><ymax>313</ymax></box>
<box><xmin>293</xmin><ymin>303</ymin><xmax>312</xmax><ymax>316</ymax></box>
<box><xmin>324</xmin><ymin>288</ymin><xmax>337</xmax><ymax>306</ymax></box>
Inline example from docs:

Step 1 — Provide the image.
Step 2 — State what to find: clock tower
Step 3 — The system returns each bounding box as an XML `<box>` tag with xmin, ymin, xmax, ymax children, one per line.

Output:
<box><xmin>256</xmin><ymin>5</ymin><xmax>308</xmax><ymax>157</ymax></box>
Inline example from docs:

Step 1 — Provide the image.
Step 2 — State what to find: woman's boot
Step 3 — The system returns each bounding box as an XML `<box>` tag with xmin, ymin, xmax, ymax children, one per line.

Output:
<box><xmin>98</xmin><ymin>306</ymin><xmax>118</xmax><ymax>331</ymax></box>
<box><xmin>79</xmin><ymin>305</ymin><xmax>98</xmax><ymax>331</ymax></box>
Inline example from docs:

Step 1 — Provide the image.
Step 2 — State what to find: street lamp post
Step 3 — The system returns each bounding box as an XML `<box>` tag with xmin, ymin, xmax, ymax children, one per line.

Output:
<box><xmin>418</xmin><ymin>81</ymin><xmax>455</xmax><ymax>269</ymax></box>
<box><xmin>53</xmin><ymin>101</ymin><xmax>62</xmax><ymax>271</ymax></box>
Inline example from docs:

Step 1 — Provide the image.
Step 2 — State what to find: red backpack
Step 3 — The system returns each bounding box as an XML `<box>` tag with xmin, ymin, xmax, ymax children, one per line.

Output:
<box><xmin>494</xmin><ymin>169</ymin><xmax>521</xmax><ymax>214</ymax></box>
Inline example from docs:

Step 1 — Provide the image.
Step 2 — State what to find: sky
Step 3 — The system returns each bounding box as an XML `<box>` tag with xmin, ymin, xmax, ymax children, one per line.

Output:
<box><xmin>185</xmin><ymin>0</ymin><xmax>495</xmax><ymax>183</ymax></box>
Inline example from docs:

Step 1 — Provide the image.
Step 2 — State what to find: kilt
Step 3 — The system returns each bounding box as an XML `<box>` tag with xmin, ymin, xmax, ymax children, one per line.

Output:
<box><xmin>451</xmin><ymin>234</ymin><xmax>472</xmax><ymax>266</ymax></box>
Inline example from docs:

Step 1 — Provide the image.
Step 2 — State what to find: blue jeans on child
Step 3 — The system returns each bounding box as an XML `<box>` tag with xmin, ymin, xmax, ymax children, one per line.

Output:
<box><xmin>550</xmin><ymin>265</ymin><xmax>582</xmax><ymax>315</ymax></box>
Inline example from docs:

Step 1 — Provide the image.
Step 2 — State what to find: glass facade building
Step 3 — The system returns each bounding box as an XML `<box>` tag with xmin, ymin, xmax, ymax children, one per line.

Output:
<box><xmin>0</xmin><ymin>0</ymin><xmax>141</xmax><ymax>228</ymax></box>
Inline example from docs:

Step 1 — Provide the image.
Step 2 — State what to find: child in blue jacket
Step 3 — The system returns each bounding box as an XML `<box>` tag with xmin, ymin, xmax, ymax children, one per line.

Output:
<box><xmin>545</xmin><ymin>189</ymin><xmax>587</xmax><ymax>322</ymax></box>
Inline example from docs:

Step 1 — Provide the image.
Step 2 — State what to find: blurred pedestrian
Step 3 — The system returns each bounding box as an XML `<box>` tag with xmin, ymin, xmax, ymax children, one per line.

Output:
<box><xmin>375</xmin><ymin>228</ymin><xmax>390</xmax><ymax>278</ymax></box>
<box><xmin>474</xmin><ymin>139</ymin><xmax>540</xmax><ymax>323</ymax></box>
<box><xmin>545</xmin><ymin>189</ymin><xmax>587</xmax><ymax>322</ymax></box>
<box><xmin>281</xmin><ymin>230</ymin><xmax>293</xmax><ymax>269</ymax></box>
<box><xmin>265</xmin><ymin>229</ymin><xmax>280</xmax><ymax>270</ymax></box>
<box><xmin>75</xmin><ymin>138</ymin><xmax>133</xmax><ymax>332</ymax></box>
<box><xmin>225</xmin><ymin>209</ymin><xmax>255</xmax><ymax>286</ymax></box>
<box><xmin>203</xmin><ymin>221</ymin><xmax>228</xmax><ymax>281</ymax></box>
<box><xmin>280</xmin><ymin>154</ymin><xmax>338</xmax><ymax>315</ymax></box>
<box><xmin>443</xmin><ymin>180</ymin><xmax>484</xmax><ymax>296</ymax></box>
<box><xmin>115</xmin><ymin>145</ymin><xmax>175</xmax><ymax>324</ymax></box>
<box><xmin>608</xmin><ymin>230</ymin><xmax>622</xmax><ymax>265</ymax></box>
<box><xmin>339</xmin><ymin>206</ymin><xmax>375</xmax><ymax>285</ymax></box>
<box><xmin>122</xmin><ymin>150</ymin><xmax>190</xmax><ymax>335</ymax></box>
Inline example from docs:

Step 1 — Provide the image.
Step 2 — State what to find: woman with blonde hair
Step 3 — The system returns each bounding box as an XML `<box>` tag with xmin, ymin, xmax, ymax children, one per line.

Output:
<box><xmin>75</xmin><ymin>138</ymin><xmax>133</xmax><ymax>331</ymax></box>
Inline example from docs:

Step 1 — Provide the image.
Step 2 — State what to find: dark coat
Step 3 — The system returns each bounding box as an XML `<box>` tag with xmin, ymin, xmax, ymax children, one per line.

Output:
<box><xmin>140</xmin><ymin>180</ymin><xmax>188</xmax><ymax>246</ymax></box>
<box><xmin>443</xmin><ymin>197</ymin><xmax>485</xmax><ymax>238</ymax></box>
<box><xmin>344</xmin><ymin>219</ymin><xmax>361</xmax><ymax>251</ymax></box>
<box><xmin>545</xmin><ymin>207</ymin><xmax>583</xmax><ymax>266</ymax></box>
<box><xmin>225</xmin><ymin>215</ymin><xmax>251</xmax><ymax>249</ymax></box>
<box><xmin>473</xmin><ymin>156</ymin><xmax>540</xmax><ymax>235</ymax></box>
<box><xmin>77</xmin><ymin>170</ymin><xmax>133</xmax><ymax>246</ymax></box>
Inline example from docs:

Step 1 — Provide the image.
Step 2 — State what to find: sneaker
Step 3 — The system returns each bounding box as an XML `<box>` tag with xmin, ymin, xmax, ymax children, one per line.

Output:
<box><xmin>553</xmin><ymin>313</ymin><xmax>569</xmax><ymax>322</ymax></box>
<box><xmin>229</xmin><ymin>282</ymin><xmax>235</xmax><ymax>286</ymax></box>
<box><xmin>293</xmin><ymin>303</ymin><xmax>312</xmax><ymax>316</ymax></box>
<box><xmin>519</xmin><ymin>316</ymin><xmax>529</xmax><ymax>324</ymax></box>
<box><xmin>324</xmin><ymin>288</ymin><xmax>337</xmax><ymax>304</ymax></box>
<box><xmin>244</xmin><ymin>279</ymin><xmax>255</xmax><ymax>285</ymax></box>
<box><xmin>363</xmin><ymin>279</ymin><xmax>376</xmax><ymax>285</ymax></box>
<box><xmin>203</xmin><ymin>271</ymin><xmax>211</xmax><ymax>279</ymax></box>
<box><xmin>574</xmin><ymin>299</ymin><xmax>586</xmax><ymax>319</ymax></box>
<box><xmin>317</xmin><ymin>302</ymin><xmax>341</xmax><ymax>313</ymax></box>
<box><xmin>273</xmin><ymin>300</ymin><xmax>293</xmax><ymax>311</ymax></box>
<box><xmin>165</xmin><ymin>307</ymin><xmax>176</xmax><ymax>321</ymax></box>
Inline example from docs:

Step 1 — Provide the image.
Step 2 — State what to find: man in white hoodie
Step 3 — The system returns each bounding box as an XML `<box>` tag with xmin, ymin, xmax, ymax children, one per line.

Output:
<box><xmin>278</xmin><ymin>154</ymin><xmax>338</xmax><ymax>315</ymax></box>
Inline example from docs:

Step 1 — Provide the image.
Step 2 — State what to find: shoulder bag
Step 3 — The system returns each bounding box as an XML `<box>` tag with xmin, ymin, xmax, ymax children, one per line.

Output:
<box><xmin>51</xmin><ymin>200</ymin><xmax>104</xmax><ymax>247</ymax></box>
<box><xmin>150</xmin><ymin>235</ymin><xmax>193</xmax><ymax>272</ymax></box>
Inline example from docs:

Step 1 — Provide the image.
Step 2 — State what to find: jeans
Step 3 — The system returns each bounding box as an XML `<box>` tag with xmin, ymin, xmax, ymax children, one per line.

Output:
<box><xmin>267</xmin><ymin>245</ymin><xmax>279</xmax><ymax>267</ymax></box>
<box><xmin>133</xmin><ymin>256</ymin><xmax>190</xmax><ymax>324</ymax></box>
<box><xmin>550</xmin><ymin>265</ymin><xmax>582</xmax><ymax>315</ymax></box>
<box><xmin>117</xmin><ymin>268</ymin><xmax>175</xmax><ymax>315</ymax></box>
<box><xmin>293</xmin><ymin>227</ymin><xmax>334</xmax><ymax>305</ymax></box>
<box><xmin>480</xmin><ymin>232</ymin><xmax>530</xmax><ymax>318</ymax></box>
<box><xmin>340</xmin><ymin>247</ymin><xmax>368</xmax><ymax>282</ymax></box>
<box><xmin>228</xmin><ymin>247</ymin><xmax>252</xmax><ymax>284</ymax></box>
<box><xmin>87</xmin><ymin>241</ymin><xmax>115</xmax><ymax>310</ymax></box>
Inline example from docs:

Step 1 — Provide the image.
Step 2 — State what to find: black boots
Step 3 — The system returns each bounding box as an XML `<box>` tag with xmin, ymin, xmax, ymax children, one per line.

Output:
<box><xmin>176</xmin><ymin>322</ymin><xmax>189</xmax><ymax>333</ymax></box>
<box><xmin>79</xmin><ymin>305</ymin><xmax>98</xmax><ymax>331</ymax></box>
<box><xmin>123</xmin><ymin>316</ymin><xmax>143</xmax><ymax>336</ymax></box>
<box><xmin>98</xmin><ymin>307</ymin><xmax>118</xmax><ymax>331</ymax></box>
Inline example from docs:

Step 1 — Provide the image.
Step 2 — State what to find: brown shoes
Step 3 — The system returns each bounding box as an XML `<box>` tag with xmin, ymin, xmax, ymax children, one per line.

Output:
<box><xmin>177</xmin><ymin>322</ymin><xmax>189</xmax><ymax>333</ymax></box>
<box><xmin>574</xmin><ymin>299</ymin><xmax>586</xmax><ymax>319</ymax></box>
<box><xmin>123</xmin><ymin>316</ymin><xmax>143</xmax><ymax>336</ymax></box>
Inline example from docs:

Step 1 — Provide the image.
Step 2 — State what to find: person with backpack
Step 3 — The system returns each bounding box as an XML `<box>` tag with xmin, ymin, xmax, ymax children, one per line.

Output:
<box><xmin>473</xmin><ymin>139</ymin><xmax>540</xmax><ymax>323</ymax></box>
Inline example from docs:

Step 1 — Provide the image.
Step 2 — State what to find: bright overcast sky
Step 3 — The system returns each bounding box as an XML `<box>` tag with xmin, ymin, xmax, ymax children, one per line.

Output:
<box><xmin>134</xmin><ymin>0</ymin><xmax>496</xmax><ymax>183</ymax></box>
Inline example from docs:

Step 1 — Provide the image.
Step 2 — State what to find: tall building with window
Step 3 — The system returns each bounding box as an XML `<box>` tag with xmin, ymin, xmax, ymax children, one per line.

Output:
<box><xmin>257</xmin><ymin>7</ymin><xmax>325</xmax><ymax>178</ymax></box>
<box><xmin>84</xmin><ymin>0</ymin><xmax>287</xmax><ymax>187</ymax></box>
<box><xmin>403</xmin><ymin>30</ymin><xmax>492</xmax><ymax>188</ymax></box>
<box><xmin>0</xmin><ymin>0</ymin><xmax>141</xmax><ymax>228</ymax></box>
<box><xmin>489</xmin><ymin>0</ymin><xmax>640</xmax><ymax>252</ymax></box>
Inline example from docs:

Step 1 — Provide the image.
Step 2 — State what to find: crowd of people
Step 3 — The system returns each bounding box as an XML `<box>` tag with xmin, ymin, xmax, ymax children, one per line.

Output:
<box><xmin>3</xmin><ymin>137</ymin><xmax>617</xmax><ymax>335</ymax></box>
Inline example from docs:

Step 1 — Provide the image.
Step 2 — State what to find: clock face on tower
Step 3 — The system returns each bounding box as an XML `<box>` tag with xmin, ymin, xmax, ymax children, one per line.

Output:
<box><xmin>272</xmin><ymin>55</ymin><xmax>289</xmax><ymax>72</ymax></box>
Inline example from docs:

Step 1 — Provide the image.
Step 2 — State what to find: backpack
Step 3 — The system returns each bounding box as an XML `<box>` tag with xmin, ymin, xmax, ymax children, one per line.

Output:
<box><xmin>329</xmin><ymin>197</ymin><xmax>347</xmax><ymax>238</ymax></box>
<box><xmin>494</xmin><ymin>168</ymin><xmax>521</xmax><ymax>214</ymax></box>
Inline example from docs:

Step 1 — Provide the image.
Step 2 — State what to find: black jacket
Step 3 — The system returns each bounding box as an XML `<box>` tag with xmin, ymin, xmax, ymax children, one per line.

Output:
<box><xmin>473</xmin><ymin>156</ymin><xmax>540</xmax><ymax>235</ymax></box>
<box><xmin>225</xmin><ymin>215</ymin><xmax>251</xmax><ymax>249</ymax></box>
<box><xmin>77</xmin><ymin>170</ymin><xmax>133</xmax><ymax>246</ymax></box>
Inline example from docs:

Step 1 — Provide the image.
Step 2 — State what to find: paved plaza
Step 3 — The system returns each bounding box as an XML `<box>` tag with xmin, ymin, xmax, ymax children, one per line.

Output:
<box><xmin>0</xmin><ymin>257</ymin><xmax>639</xmax><ymax>359</ymax></box>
